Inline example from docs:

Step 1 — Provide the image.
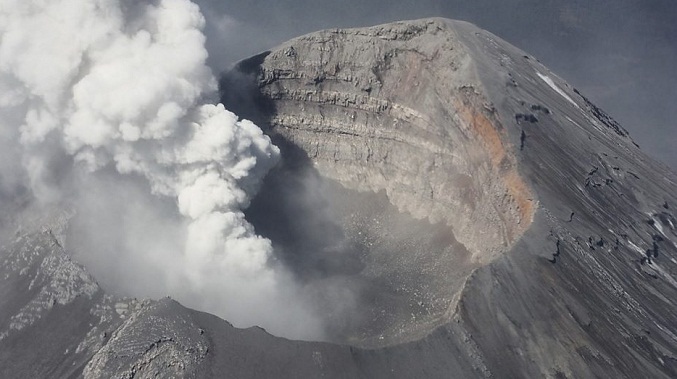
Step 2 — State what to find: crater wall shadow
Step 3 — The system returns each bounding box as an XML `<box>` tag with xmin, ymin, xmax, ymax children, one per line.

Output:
<box><xmin>220</xmin><ymin>62</ymin><xmax>475</xmax><ymax>347</ymax></box>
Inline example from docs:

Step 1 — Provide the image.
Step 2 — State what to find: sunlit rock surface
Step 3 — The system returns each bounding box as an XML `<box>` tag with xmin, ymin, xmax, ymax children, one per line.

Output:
<box><xmin>2</xmin><ymin>18</ymin><xmax>677</xmax><ymax>378</ymax></box>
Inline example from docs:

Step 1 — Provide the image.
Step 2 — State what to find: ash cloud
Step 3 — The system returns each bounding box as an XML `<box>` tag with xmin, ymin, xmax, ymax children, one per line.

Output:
<box><xmin>0</xmin><ymin>0</ymin><xmax>323</xmax><ymax>340</ymax></box>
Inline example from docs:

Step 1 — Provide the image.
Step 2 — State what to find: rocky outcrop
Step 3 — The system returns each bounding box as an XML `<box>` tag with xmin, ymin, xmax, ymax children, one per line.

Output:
<box><xmin>0</xmin><ymin>218</ymin><xmax>209</xmax><ymax>378</ymax></box>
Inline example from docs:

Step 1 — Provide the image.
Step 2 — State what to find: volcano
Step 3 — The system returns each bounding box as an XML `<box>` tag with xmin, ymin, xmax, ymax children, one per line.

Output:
<box><xmin>2</xmin><ymin>18</ymin><xmax>677</xmax><ymax>378</ymax></box>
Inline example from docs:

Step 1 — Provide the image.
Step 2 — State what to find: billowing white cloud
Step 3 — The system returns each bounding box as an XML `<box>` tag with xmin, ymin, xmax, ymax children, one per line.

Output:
<box><xmin>0</xmin><ymin>0</ymin><xmax>323</xmax><ymax>340</ymax></box>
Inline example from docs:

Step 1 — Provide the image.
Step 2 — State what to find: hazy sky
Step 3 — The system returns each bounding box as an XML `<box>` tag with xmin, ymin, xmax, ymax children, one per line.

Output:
<box><xmin>199</xmin><ymin>0</ymin><xmax>677</xmax><ymax>170</ymax></box>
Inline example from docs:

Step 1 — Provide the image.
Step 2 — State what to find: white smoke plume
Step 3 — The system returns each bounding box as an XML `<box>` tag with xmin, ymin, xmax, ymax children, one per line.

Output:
<box><xmin>0</xmin><ymin>0</ymin><xmax>323</xmax><ymax>339</ymax></box>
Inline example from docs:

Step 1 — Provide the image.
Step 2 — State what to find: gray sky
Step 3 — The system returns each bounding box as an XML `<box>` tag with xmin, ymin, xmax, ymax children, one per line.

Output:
<box><xmin>198</xmin><ymin>0</ymin><xmax>677</xmax><ymax>170</ymax></box>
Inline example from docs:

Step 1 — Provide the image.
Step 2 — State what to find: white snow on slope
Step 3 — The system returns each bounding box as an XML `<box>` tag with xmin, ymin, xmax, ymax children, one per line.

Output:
<box><xmin>537</xmin><ymin>72</ymin><xmax>579</xmax><ymax>108</ymax></box>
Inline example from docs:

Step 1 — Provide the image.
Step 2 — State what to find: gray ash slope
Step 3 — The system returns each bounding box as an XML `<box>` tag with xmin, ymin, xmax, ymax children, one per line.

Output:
<box><xmin>224</xmin><ymin>17</ymin><xmax>677</xmax><ymax>376</ymax></box>
<box><xmin>2</xmin><ymin>18</ymin><xmax>677</xmax><ymax>378</ymax></box>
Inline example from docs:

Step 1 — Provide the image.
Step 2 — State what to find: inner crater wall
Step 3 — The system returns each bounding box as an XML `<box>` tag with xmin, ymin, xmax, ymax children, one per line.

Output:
<box><xmin>257</xmin><ymin>19</ymin><xmax>534</xmax><ymax>263</ymax></box>
<box><xmin>222</xmin><ymin>18</ymin><xmax>535</xmax><ymax>346</ymax></box>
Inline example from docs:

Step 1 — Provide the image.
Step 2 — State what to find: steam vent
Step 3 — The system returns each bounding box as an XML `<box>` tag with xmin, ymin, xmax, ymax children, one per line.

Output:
<box><xmin>3</xmin><ymin>18</ymin><xmax>677</xmax><ymax>378</ymax></box>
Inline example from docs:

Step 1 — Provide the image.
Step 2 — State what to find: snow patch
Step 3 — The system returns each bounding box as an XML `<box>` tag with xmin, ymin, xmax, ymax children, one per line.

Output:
<box><xmin>536</xmin><ymin>72</ymin><xmax>579</xmax><ymax>108</ymax></box>
<box><xmin>627</xmin><ymin>240</ymin><xmax>645</xmax><ymax>255</ymax></box>
<box><xmin>652</xmin><ymin>263</ymin><xmax>677</xmax><ymax>289</ymax></box>
<box><xmin>651</xmin><ymin>216</ymin><xmax>666</xmax><ymax>235</ymax></box>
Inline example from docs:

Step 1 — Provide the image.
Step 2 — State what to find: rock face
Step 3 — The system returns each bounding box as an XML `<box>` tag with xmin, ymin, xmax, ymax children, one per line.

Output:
<box><xmin>223</xmin><ymin>18</ymin><xmax>677</xmax><ymax>377</ymax></box>
<box><xmin>2</xmin><ymin>18</ymin><xmax>677</xmax><ymax>378</ymax></box>
<box><xmin>225</xmin><ymin>19</ymin><xmax>537</xmax><ymax>346</ymax></box>
<box><xmin>252</xmin><ymin>21</ymin><xmax>535</xmax><ymax>253</ymax></box>
<box><xmin>0</xmin><ymin>214</ymin><xmax>210</xmax><ymax>378</ymax></box>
